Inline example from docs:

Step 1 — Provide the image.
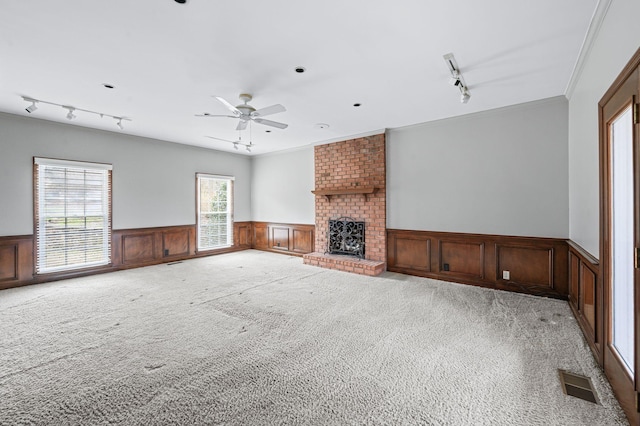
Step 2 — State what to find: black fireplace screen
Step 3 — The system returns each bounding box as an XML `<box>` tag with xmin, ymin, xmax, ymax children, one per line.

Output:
<box><xmin>327</xmin><ymin>217</ymin><xmax>365</xmax><ymax>259</ymax></box>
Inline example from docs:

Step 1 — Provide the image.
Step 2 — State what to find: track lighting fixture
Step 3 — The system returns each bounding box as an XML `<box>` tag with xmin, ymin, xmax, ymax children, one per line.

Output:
<box><xmin>443</xmin><ymin>53</ymin><xmax>471</xmax><ymax>104</ymax></box>
<box><xmin>460</xmin><ymin>88</ymin><xmax>471</xmax><ymax>104</ymax></box>
<box><xmin>20</xmin><ymin>96</ymin><xmax>130</xmax><ymax>129</ymax></box>
<box><xmin>205</xmin><ymin>134</ymin><xmax>254</xmax><ymax>153</ymax></box>
<box><xmin>24</xmin><ymin>98</ymin><xmax>38</xmax><ymax>113</ymax></box>
<box><xmin>65</xmin><ymin>107</ymin><xmax>76</xmax><ymax>120</ymax></box>
<box><xmin>449</xmin><ymin>71</ymin><xmax>461</xmax><ymax>87</ymax></box>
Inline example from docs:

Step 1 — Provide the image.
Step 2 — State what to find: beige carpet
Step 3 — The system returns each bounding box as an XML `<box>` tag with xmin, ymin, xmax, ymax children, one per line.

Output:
<box><xmin>0</xmin><ymin>250</ymin><xmax>627</xmax><ymax>425</ymax></box>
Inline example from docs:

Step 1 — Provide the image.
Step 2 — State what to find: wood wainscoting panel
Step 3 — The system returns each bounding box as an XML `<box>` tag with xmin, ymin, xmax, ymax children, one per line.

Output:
<box><xmin>0</xmin><ymin>244</ymin><xmax>18</xmax><ymax>281</ymax></box>
<box><xmin>162</xmin><ymin>228</ymin><xmax>192</xmax><ymax>258</ymax></box>
<box><xmin>252</xmin><ymin>222</ymin><xmax>315</xmax><ymax>257</ymax></box>
<box><xmin>271</xmin><ymin>227</ymin><xmax>290</xmax><ymax>251</ymax></box>
<box><xmin>497</xmin><ymin>245</ymin><xmax>553</xmax><ymax>288</ymax></box>
<box><xmin>0</xmin><ymin>236</ymin><xmax>33</xmax><ymax>288</ymax></box>
<box><xmin>122</xmin><ymin>233</ymin><xmax>156</xmax><ymax>264</ymax></box>
<box><xmin>387</xmin><ymin>229</ymin><xmax>568</xmax><ymax>299</ymax></box>
<box><xmin>292</xmin><ymin>227</ymin><xmax>314</xmax><ymax>254</ymax></box>
<box><xmin>0</xmin><ymin>235</ymin><xmax>34</xmax><ymax>288</ymax></box>
<box><xmin>581</xmin><ymin>264</ymin><xmax>597</xmax><ymax>333</ymax></box>
<box><xmin>253</xmin><ymin>223</ymin><xmax>269</xmax><ymax>251</ymax></box>
<box><xmin>389</xmin><ymin>233</ymin><xmax>431</xmax><ymax>272</ymax></box>
<box><xmin>1</xmin><ymin>224</ymin><xmax>252</xmax><ymax>290</ymax></box>
<box><xmin>569</xmin><ymin>251</ymin><xmax>580</xmax><ymax>306</ymax></box>
<box><xmin>113</xmin><ymin>225</ymin><xmax>198</xmax><ymax>268</ymax></box>
<box><xmin>234</xmin><ymin>222</ymin><xmax>252</xmax><ymax>248</ymax></box>
<box><xmin>439</xmin><ymin>240</ymin><xmax>484</xmax><ymax>279</ymax></box>
<box><xmin>567</xmin><ymin>241</ymin><xmax>601</xmax><ymax>365</ymax></box>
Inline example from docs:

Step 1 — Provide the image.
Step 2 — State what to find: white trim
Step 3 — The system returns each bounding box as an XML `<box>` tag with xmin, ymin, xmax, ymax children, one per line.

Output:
<box><xmin>196</xmin><ymin>172</ymin><xmax>235</xmax><ymax>180</ymax></box>
<box><xmin>251</xmin><ymin>128</ymin><xmax>386</xmax><ymax>159</ymax></box>
<box><xmin>196</xmin><ymin>174</ymin><xmax>234</xmax><ymax>251</ymax></box>
<box><xmin>388</xmin><ymin>96</ymin><xmax>567</xmax><ymax>133</ymax></box>
<box><xmin>34</xmin><ymin>157</ymin><xmax>113</xmax><ymax>171</ymax></box>
<box><xmin>35</xmin><ymin>161</ymin><xmax>111</xmax><ymax>274</ymax></box>
<box><xmin>565</xmin><ymin>0</ymin><xmax>613</xmax><ymax>98</ymax></box>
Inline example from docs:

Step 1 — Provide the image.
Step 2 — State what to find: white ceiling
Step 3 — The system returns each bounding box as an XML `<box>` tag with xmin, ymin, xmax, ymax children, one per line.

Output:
<box><xmin>0</xmin><ymin>0</ymin><xmax>598</xmax><ymax>156</ymax></box>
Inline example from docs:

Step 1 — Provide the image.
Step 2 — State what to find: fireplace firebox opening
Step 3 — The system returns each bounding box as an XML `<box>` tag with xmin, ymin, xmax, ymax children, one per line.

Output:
<box><xmin>327</xmin><ymin>217</ymin><xmax>365</xmax><ymax>259</ymax></box>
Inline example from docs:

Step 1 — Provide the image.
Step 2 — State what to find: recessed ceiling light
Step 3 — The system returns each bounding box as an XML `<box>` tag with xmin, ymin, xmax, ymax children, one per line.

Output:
<box><xmin>102</xmin><ymin>83</ymin><xmax>115</xmax><ymax>89</ymax></box>
<box><xmin>265</xmin><ymin>130</ymin><xmax>271</xmax><ymax>133</ymax></box>
<box><xmin>315</xmin><ymin>123</ymin><xmax>330</xmax><ymax>129</ymax></box>
<box><xmin>353</xmin><ymin>103</ymin><xmax>361</xmax><ymax>107</ymax></box>
<box><xmin>295</xmin><ymin>66</ymin><xmax>306</xmax><ymax>73</ymax></box>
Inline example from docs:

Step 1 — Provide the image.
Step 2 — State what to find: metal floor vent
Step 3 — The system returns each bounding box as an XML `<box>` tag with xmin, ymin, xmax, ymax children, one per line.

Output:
<box><xmin>558</xmin><ymin>370</ymin><xmax>599</xmax><ymax>404</ymax></box>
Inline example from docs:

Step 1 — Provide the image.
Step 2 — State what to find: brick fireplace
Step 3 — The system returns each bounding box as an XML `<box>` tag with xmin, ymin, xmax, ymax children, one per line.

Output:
<box><xmin>303</xmin><ymin>134</ymin><xmax>386</xmax><ymax>276</ymax></box>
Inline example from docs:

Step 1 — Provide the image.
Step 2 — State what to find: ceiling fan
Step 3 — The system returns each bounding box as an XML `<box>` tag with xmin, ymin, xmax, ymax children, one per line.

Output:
<box><xmin>197</xmin><ymin>93</ymin><xmax>288</xmax><ymax>131</ymax></box>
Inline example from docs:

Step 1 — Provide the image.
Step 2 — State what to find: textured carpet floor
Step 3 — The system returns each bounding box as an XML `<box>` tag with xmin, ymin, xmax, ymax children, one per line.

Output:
<box><xmin>0</xmin><ymin>250</ymin><xmax>627</xmax><ymax>425</ymax></box>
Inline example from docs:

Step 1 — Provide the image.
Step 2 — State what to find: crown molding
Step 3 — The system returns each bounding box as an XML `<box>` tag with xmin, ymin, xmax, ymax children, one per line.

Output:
<box><xmin>565</xmin><ymin>0</ymin><xmax>613</xmax><ymax>98</ymax></box>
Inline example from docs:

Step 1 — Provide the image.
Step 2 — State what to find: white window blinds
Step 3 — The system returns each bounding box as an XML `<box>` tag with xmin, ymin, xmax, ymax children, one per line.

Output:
<box><xmin>34</xmin><ymin>157</ymin><xmax>112</xmax><ymax>274</ymax></box>
<box><xmin>197</xmin><ymin>173</ymin><xmax>234</xmax><ymax>250</ymax></box>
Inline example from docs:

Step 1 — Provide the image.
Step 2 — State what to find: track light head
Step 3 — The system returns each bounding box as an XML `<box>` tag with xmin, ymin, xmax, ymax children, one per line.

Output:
<box><xmin>449</xmin><ymin>71</ymin><xmax>461</xmax><ymax>86</ymax></box>
<box><xmin>64</xmin><ymin>107</ymin><xmax>76</xmax><ymax>120</ymax></box>
<box><xmin>116</xmin><ymin>118</ymin><xmax>124</xmax><ymax>130</ymax></box>
<box><xmin>246</xmin><ymin>144</ymin><xmax>251</xmax><ymax>153</ymax></box>
<box><xmin>25</xmin><ymin>100</ymin><xmax>38</xmax><ymax>113</ymax></box>
<box><xmin>460</xmin><ymin>88</ymin><xmax>471</xmax><ymax>104</ymax></box>
<box><xmin>233</xmin><ymin>142</ymin><xmax>239</xmax><ymax>150</ymax></box>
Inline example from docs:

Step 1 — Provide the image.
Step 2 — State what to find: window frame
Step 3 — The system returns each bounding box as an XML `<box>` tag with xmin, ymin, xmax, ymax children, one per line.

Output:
<box><xmin>33</xmin><ymin>157</ymin><xmax>113</xmax><ymax>274</ymax></box>
<box><xmin>196</xmin><ymin>173</ymin><xmax>234</xmax><ymax>252</ymax></box>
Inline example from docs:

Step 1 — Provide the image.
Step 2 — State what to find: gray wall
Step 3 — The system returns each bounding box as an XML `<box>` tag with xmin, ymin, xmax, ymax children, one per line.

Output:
<box><xmin>0</xmin><ymin>113</ymin><xmax>251</xmax><ymax>236</ymax></box>
<box><xmin>387</xmin><ymin>97</ymin><xmax>569</xmax><ymax>238</ymax></box>
<box><xmin>251</xmin><ymin>146</ymin><xmax>315</xmax><ymax>224</ymax></box>
<box><xmin>568</xmin><ymin>0</ymin><xmax>640</xmax><ymax>257</ymax></box>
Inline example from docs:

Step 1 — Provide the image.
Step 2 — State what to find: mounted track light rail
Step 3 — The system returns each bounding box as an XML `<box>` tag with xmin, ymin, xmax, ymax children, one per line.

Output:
<box><xmin>21</xmin><ymin>96</ymin><xmax>131</xmax><ymax>130</ymax></box>
<box><xmin>443</xmin><ymin>53</ymin><xmax>471</xmax><ymax>104</ymax></box>
<box><xmin>205</xmin><ymin>135</ymin><xmax>255</xmax><ymax>153</ymax></box>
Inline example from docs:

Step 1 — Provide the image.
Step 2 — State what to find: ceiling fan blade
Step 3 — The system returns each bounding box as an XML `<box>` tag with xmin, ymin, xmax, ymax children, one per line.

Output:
<box><xmin>213</xmin><ymin>96</ymin><xmax>242</xmax><ymax>117</ymax></box>
<box><xmin>251</xmin><ymin>104</ymin><xmax>286</xmax><ymax>118</ymax></box>
<box><xmin>205</xmin><ymin>135</ymin><xmax>236</xmax><ymax>143</ymax></box>
<box><xmin>195</xmin><ymin>114</ymin><xmax>236</xmax><ymax>118</ymax></box>
<box><xmin>236</xmin><ymin>120</ymin><xmax>248</xmax><ymax>131</ymax></box>
<box><xmin>253</xmin><ymin>117</ymin><xmax>288</xmax><ymax>129</ymax></box>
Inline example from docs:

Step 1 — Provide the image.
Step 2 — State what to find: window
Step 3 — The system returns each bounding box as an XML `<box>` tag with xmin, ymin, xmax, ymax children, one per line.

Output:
<box><xmin>34</xmin><ymin>157</ymin><xmax>112</xmax><ymax>274</ymax></box>
<box><xmin>197</xmin><ymin>173</ymin><xmax>234</xmax><ymax>250</ymax></box>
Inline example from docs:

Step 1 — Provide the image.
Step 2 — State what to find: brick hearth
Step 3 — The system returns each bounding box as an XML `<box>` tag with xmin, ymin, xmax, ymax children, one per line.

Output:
<box><xmin>303</xmin><ymin>134</ymin><xmax>386</xmax><ymax>276</ymax></box>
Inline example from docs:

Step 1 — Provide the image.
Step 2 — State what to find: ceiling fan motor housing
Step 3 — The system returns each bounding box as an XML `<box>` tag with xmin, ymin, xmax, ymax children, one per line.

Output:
<box><xmin>237</xmin><ymin>105</ymin><xmax>256</xmax><ymax>115</ymax></box>
<box><xmin>237</xmin><ymin>93</ymin><xmax>255</xmax><ymax>115</ymax></box>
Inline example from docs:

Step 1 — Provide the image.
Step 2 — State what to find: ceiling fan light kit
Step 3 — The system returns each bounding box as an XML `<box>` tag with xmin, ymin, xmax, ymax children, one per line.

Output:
<box><xmin>443</xmin><ymin>53</ymin><xmax>471</xmax><ymax>104</ymax></box>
